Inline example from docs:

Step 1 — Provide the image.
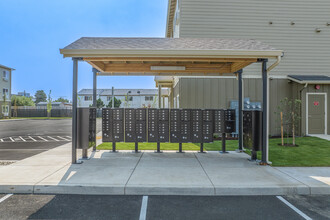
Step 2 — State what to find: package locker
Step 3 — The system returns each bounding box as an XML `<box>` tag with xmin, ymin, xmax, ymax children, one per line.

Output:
<box><xmin>243</xmin><ymin>110</ymin><xmax>262</xmax><ymax>151</ymax></box>
<box><xmin>77</xmin><ymin>107</ymin><xmax>96</xmax><ymax>149</ymax></box>
<box><xmin>224</xmin><ymin>109</ymin><xmax>236</xmax><ymax>133</ymax></box>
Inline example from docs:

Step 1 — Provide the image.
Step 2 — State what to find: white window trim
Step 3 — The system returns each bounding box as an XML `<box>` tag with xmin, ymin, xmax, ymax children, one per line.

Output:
<box><xmin>306</xmin><ymin>92</ymin><xmax>327</xmax><ymax>135</ymax></box>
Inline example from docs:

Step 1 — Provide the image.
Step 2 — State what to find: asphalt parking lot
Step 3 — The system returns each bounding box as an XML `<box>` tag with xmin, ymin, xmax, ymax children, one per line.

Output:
<box><xmin>0</xmin><ymin>194</ymin><xmax>329</xmax><ymax>220</ymax></box>
<box><xmin>0</xmin><ymin>119</ymin><xmax>72</xmax><ymax>161</ymax></box>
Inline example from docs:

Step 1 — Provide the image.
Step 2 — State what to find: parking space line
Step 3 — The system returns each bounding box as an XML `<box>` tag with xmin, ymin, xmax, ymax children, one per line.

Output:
<box><xmin>0</xmin><ymin>139</ymin><xmax>3</xmax><ymax>142</ymax></box>
<box><xmin>48</xmin><ymin>136</ymin><xmax>59</xmax><ymax>141</ymax></box>
<box><xmin>66</xmin><ymin>136</ymin><xmax>72</xmax><ymax>139</ymax></box>
<box><xmin>19</xmin><ymin>136</ymin><xmax>26</xmax><ymax>142</ymax></box>
<box><xmin>276</xmin><ymin>196</ymin><xmax>312</xmax><ymax>220</ymax></box>
<box><xmin>28</xmin><ymin>136</ymin><xmax>37</xmax><ymax>142</ymax></box>
<box><xmin>139</xmin><ymin>196</ymin><xmax>148</xmax><ymax>220</ymax></box>
<box><xmin>38</xmin><ymin>136</ymin><xmax>48</xmax><ymax>141</ymax></box>
<box><xmin>9</xmin><ymin>137</ymin><xmax>14</xmax><ymax>142</ymax></box>
<box><xmin>0</xmin><ymin>194</ymin><xmax>13</xmax><ymax>203</ymax></box>
<box><xmin>57</xmin><ymin>136</ymin><xmax>70</xmax><ymax>141</ymax></box>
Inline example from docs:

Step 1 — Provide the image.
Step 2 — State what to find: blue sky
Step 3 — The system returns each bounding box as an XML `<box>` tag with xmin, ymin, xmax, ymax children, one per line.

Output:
<box><xmin>0</xmin><ymin>0</ymin><xmax>168</xmax><ymax>100</ymax></box>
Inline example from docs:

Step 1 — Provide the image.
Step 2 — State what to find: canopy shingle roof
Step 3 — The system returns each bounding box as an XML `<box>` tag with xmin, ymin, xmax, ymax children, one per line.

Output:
<box><xmin>63</xmin><ymin>37</ymin><xmax>277</xmax><ymax>51</ymax></box>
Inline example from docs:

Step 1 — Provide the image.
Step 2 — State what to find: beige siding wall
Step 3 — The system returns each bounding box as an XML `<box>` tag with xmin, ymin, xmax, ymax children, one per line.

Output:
<box><xmin>176</xmin><ymin>77</ymin><xmax>293</xmax><ymax>136</ymax></box>
<box><xmin>179</xmin><ymin>0</ymin><xmax>330</xmax><ymax>76</ymax></box>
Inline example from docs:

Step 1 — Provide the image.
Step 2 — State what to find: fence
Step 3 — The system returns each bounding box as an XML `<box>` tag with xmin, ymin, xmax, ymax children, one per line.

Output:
<box><xmin>11</xmin><ymin>107</ymin><xmax>72</xmax><ymax>117</ymax></box>
<box><xmin>11</xmin><ymin>107</ymin><xmax>102</xmax><ymax>118</ymax></box>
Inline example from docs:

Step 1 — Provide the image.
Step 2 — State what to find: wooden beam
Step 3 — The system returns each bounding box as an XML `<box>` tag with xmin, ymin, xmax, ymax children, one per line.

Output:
<box><xmin>83</xmin><ymin>57</ymin><xmax>257</xmax><ymax>63</ymax></box>
<box><xmin>87</xmin><ymin>61</ymin><xmax>106</xmax><ymax>72</ymax></box>
<box><xmin>104</xmin><ymin>62</ymin><xmax>232</xmax><ymax>73</ymax></box>
<box><xmin>231</xmin><ymin>62</ymin><xmax>253</xmax><ymax>73</ymax></box>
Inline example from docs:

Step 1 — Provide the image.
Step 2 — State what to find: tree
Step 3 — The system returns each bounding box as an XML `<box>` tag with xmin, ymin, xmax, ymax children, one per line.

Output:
<box><xmin>55</xmin><ymin>97</ymin><xmax>69</xmax><ymax>103</ymax></box>
<box><xmin>275</xmin><ymin>98</ymin><xmax>301</xmax><ymax>146</ymax></box>
<box><xmin>35</xmin><ymin>90</ymin><xmax>47</xmax><ymax>104</ymax></box>
<box><xmin>96</xmin><ymin>98</ymin><xmax>104</xmax><ymax>109</ymax></box>
<box><xmin>11</xmin><ymin>95</ymin><xmax>35</xmax><ymax>106</ymax></box>
<box><xmin>107</xmin><ymin>97</ymin><xmax>122</xmax><ymax>108</ymax></box>
<box><xmin>47</xmin><ymin>90</ymin><xmax>52</xmax><ymax>118</ymax></box>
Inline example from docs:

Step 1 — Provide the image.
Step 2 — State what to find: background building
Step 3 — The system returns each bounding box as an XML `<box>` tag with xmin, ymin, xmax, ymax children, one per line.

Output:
<box><xmin>78</xmin><ymin>88</ymin><xmax>169</xmax><ymax>108</ymax></box>
<box><xmin>163</xmin><ymin>0</ymin><xmax>330</xmax><ymax>136</ymax></box>
<box><xmin>0</xmin><ymin>64</ymin><xmax>14</xmax><ymax>118</ymax></box>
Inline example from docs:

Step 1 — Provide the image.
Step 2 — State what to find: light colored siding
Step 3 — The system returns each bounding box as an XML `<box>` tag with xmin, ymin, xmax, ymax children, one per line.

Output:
<box><xmin>179</xmin><ymin>0</ymin><xmax>330</xmax><ymax>76</ymax></box>
<box><xmin>176</xmin><ymin>77</ymin><xmax>294</xmax><ymax>136</ymax></box>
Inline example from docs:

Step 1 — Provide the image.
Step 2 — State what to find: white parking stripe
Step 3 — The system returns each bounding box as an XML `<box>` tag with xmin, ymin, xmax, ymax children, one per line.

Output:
<box><xmin>19</xmin><ymin>136</ymin><xmax>26</xmax><ymax>142</ymax></box>
<box><xmin>28</xmin><ymin>136</ymin><xmax>37</xmax><ymax>142</ymax></box>
<box><xmin>38</xmin><ymin>136</ymin><xmax>48</xmax><ymax>141</ymax></box>
<box><xmin>66</xmin><ymin>136</ymin><xmax>72</xmax><ymax>139</ymax></box>
<box><xmin>276</xmin><ymin>196</ymin><xmax>312</xmax><ymax>220</ymax></box>
<box><xmin>48</xmin><ymin>136</ymin><xmax>59</xmax><ymax>141</ymax></box>
<box><xmin>0</xmin><ymin>194</ymin><xmax>13</xmax><ymax>203</ymax></box>
<box><xmin>57</xmin><ymin>136</ymin><xmax>70</xmax><ymax>141</ymax></box>
<box><xmin>9</xmin><ymin>137</ymin><xmax>14</xmax><ymax>142</ymax></box>
<box><xmin>139</xmin><ymin>196</ymin><xmax>148</xmax><ymax>220</ymax></box>
<box><xmin>0</xmin><ymin>139</ymin><xmax>3</xmax><ymax>142</ymax></box>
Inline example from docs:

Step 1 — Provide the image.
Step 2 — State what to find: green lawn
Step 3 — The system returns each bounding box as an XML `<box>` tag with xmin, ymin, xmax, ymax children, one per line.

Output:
<box><xmin>97</xmin><ymin>140</ymin><xmax>238</xmax><ymax>151</ymax></box>
<box><xmin>97</xmin><ymin>137</ymin><xmax>330</xmax><ymax>167</ymax></box>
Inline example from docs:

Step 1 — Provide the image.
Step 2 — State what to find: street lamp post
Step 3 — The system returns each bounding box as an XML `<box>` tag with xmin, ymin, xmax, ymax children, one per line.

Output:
<box><xmin>126</xmin><ymin>91</ymin><xmax>131</xmax><ymax>108</ymax></box>
<box><xmin>137</xmin><ymin>91</ymin><xmax>141</xmax><ymax>108</ymax></box>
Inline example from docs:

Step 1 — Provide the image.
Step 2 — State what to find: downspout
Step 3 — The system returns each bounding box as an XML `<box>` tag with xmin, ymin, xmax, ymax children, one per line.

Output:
<box><xmin>299</xmin><ymin>83</ymin><xmax>308</xmax><ymax>136</ymax></box>
<box><xmin>267</xmin><ymin>56</ymin><xmax>281</xmax><ymax>72</ymax></box>
<box><xmin>263</xmin><ymin>55</ymin><xmax>281</xmax><ymax>164</ymax></box>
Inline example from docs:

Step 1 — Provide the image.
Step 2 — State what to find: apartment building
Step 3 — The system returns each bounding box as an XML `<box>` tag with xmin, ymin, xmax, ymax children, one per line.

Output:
<box><xmin>0</xmin><ymin>64</ymin><xmax>14</xmax><ymax>118</ymax></box>
<box><xmin>163</xmin><ymin>0</ymin><xmax>330</xmax><ymax>136</ymax></box>
<box><xmin>78</xmin><ymin>88</ymin><xmax>169</xmax><ymax>108</ymax></box>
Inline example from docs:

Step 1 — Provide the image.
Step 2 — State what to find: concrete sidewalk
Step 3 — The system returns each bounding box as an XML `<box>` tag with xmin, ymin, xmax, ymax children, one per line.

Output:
<box><xmin>0</xmin><ymin>143</ymin><xmax>329</xmax><ymax>195</ymax></box>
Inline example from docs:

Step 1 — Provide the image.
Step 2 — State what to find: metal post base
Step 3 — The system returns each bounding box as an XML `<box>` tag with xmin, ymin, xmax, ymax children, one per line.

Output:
<box><xmin>235</xmin><ymin>149</ymin><xmax>244</xmax><ymax>153</ymax></box>
<box><xmin>176</xmin><ymin>143</ymin><xmax>184</xmax><ymax>153</ymax></box>
<box><xmin>220</xmin><ymin>133</ymin><xmax>228</xmax><ymax>154</ymax></box>
<box><xmin>198</xmin><ymin>143</ymin><xmax>206</xmax><ymax>153</ymax></box>
<box><xmin>110</xmin><ymin>142</ymin><xmax>118</xmax><ymax>153</ymax></box>
<box><xmin>155</xmin><ymin>143</ymin><xmax>163</xmax><ymax>153</ymax></box>
<box><xmin>75</xmin><ymin>160</ymin><xmax>84</xmax><ymax>164</ymax></box>
<box><xmin>133</xmin><ymin>142</ymin><xmax>141</xmax><ymax>153</ymax></box>
<box><xmin>81</xmin><ymin>149</ymin><xmax>90</xmax><ymax>159</ymax></box>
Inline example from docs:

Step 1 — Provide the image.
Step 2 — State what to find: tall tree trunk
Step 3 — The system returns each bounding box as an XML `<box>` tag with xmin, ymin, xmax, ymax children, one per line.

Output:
<box><xmin>292</xmin><ymin>111</ymin><xmax>295</xmax><ymax>146</ymax></box>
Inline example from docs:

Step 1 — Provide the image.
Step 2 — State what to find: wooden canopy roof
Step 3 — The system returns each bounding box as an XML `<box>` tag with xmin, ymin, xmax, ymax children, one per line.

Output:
<box><xmin>60</xmin><ymin>37</ymin><xmax>282</xmax><ymax>76</ymax></box>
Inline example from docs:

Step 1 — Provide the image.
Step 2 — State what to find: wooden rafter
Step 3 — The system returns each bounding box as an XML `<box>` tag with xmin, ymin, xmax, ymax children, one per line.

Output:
<box><xmin>231</xmin><ymin>62</ymin><xmax>253</xmax><ymax>73</ymax></box>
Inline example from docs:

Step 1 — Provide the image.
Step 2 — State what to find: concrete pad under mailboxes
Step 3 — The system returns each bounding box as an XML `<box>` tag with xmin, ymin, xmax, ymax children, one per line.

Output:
<box><xmin>137</xmin><ymin>152</ymin><xmax>200</xmax><ymax>167</ymax></box>
<box><xmin>126</xmin><ymin>166</ymin><xmax>213</xmax><ymax>188</ymax></box>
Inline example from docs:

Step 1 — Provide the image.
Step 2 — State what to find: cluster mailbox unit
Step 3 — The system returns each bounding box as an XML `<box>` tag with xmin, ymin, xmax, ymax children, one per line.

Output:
<box><xmin>101</xmin><ymin>108</ymin><xmax>239</xmax><ymax>153</ymax></box>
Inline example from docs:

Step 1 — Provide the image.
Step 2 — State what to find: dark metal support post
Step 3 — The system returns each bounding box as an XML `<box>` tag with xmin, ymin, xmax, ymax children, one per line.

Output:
<box><xmin>177</xmin><ymin>143</ymin><xmax>183</xmax><ymax>153</ymax></box>
<box><xmin>72</xmin><ymin>58</ymin><xmax>78</xmax><ymax>164</ymax></box>
<box><xmin>238</xmin><ymin>69</ymin><xmax>243</xmax><ymax>152</ymax></box>
<box><xmin>112</xmin><ymin>142</ymin><xmax>118</xmax><ymax>153</ymax></box>
<box><xmin>261</xmin><ymin>59</ymin><xmax>268</xmax><ymax>164</ymax></box>
<box><xmin>155</xmin><ymin>142</ymin><xmax>162</xmax><ymax>153</ymax></box>
<box><xmin>134</xmin><ymin>142</ymin><xmax>140</xmax><ymax>153</ymax></box>
<box><xmin>199</xmin><ymin>143</ymin><xmax>205</xmax><ymax>153</ymax></box>
<box><xmin>91</xmin><ymin>68</ymin><xmax>98</xmax><ymax>152</ymax></box>
<box><xmin>220</xmin><ymin>133</ymin><xmax>228</xmax><ymax>154</ymax></box>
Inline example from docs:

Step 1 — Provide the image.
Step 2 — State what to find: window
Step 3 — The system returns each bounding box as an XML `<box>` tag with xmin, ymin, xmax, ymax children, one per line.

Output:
<box><xmin>2</xmin><ymin>70</ymin><xmax>9</xmax><ymax>81</ymax></box>
<box><xmin>2</xmin><ymin>88</ymin><xmax>8</xmax><ymax>99</ymax></box>
<box><xmin>84</xmin><ymin>96</ymin><xmax>92</xmax><ymax>101</ymax></box>
<box><xmin>125</xmin><ymin>96</ymin><xmax>133</xmax><ymax>101</ymax></box>
<box><xmin>145</xmin><ymin>96</ymin><xmax>153</xmax><ymax>101</ymax></box>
